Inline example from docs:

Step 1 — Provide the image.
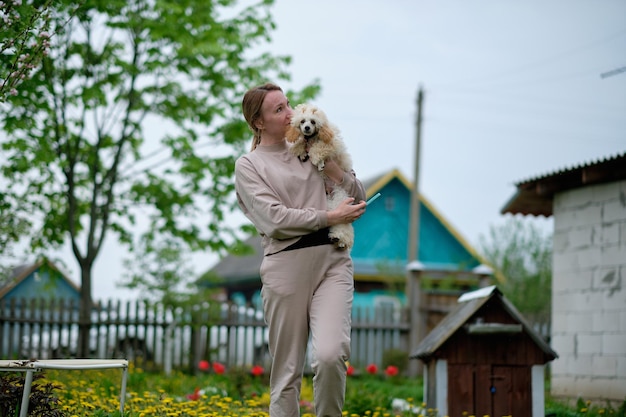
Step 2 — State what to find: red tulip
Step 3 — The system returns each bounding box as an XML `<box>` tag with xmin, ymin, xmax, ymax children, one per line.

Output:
<box><xmin>198</xmin><ymin>360</ymin><xmax>210</xmax><ymax>371</ymax></box>
<box><xmin>366</xmin><ymin>363</ymin><xmax>378</xmax><ymax>374</ymax></box>
<box><xmin>251</xmin><ymin>365</ymin><xmax>264</xmax><ymax>377</ymax></box>
<box><xmin>186</xmin><ymin>387</ymin><xmax>201</xmax><ymax>401</ymax></box>
<box><xmin>346</xmin><ymin>365</ymin><xmax>355</xmax><ymax>376</ymax></box>
<box><xmin>212</xmin><ymin>362</ymin><xmax>226</xmax><ymax>374</ymax></box>
<box><xmin>385</xmin><ymin>365</ymin><xmax>399</xmax><ymax>377</ymax></box>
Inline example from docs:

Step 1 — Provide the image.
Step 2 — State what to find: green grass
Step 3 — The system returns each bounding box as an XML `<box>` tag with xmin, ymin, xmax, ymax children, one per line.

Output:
<box><xmin>545</xmin><ymin>397</ymin><xmax>626</xmax><ymax>417</ymax></box>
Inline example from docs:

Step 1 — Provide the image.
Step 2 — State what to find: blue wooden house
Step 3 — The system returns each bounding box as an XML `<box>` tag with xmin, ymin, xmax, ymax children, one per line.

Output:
<box><xmin>1</xmin><ymin>259</ymin><xmax>81</xmax><ymax>357</ymax></box>
<box><xmin>0</xmin><ymin>258</ymin><xmax>81</xmax><ymax>303</ymax></box>
<box><xmin>204</xmin><ymin>168</ymin><xmax>491</xmax><ymax>309</ymax></box>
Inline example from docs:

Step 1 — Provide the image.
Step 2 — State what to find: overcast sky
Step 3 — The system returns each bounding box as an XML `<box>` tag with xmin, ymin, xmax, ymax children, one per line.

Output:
<box><xmin>41</xmin><ymin>1</ymin><xmax>626</xmax><ymax>299</ymax></box>
<box><xmin>267</xmin><ymin>0</ymin><xmax>626</xmax><ymax>240</ymax></box>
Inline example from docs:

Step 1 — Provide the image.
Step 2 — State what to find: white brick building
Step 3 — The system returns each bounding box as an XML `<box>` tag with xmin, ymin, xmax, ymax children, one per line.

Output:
<box><xmin>501</xmin><ymin>152</ymin><xmax>626</xmax><ymax>402</ymax></box>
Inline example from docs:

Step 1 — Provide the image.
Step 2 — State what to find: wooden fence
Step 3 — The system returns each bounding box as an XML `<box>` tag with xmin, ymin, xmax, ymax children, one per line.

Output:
<box><xmin>0</xmin><ymin>295</ymin><xmax>550</xmax><ymax>375</ymax></box>
<box><xmin>0</xmin><ymin>297</ymin><xmax>410</xmax><ymax>374</ymax></box>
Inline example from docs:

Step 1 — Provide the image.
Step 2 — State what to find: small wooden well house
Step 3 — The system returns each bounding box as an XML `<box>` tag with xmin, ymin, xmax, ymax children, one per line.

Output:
<box><xmin>410</xmin><ymin>286</ymin><xmax>557</xmax><ymax>417</ymax></box>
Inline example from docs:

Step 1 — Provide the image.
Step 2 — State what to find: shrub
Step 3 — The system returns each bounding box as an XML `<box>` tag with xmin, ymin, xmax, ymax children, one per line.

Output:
<box><xmin>0</xmin><ymin>372</ymin><xmax>66</xmax><ymax>417</ymax></box>
<box><xmin>382</xmin><ymin>348</ymin><xmax>409</xmax><ymax>374</ymax></box>
<box><xmin>344</xmin><ymin>378</ymin><xmax>385</xmax><ymax>416</ymax></box>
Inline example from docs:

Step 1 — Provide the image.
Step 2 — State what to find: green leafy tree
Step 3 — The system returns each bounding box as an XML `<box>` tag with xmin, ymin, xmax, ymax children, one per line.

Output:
<box><xmin>0</xmin><ymin>0</ymin><xmax>320</xmax><ymax>356</ymax></box>
<box><xmin>0</xmin><ymin>0</ymin><xmax>58</xmax><ymax>101</ymax></box>
<box><xmin>0</xmin><ymin>190</ymin><xmax>30</xmax><ymax>256</ymax></box>
<box><xmin>478</xmin><ymin>216</ymin><xmax>552</xmax><ymax>324</ymax></box>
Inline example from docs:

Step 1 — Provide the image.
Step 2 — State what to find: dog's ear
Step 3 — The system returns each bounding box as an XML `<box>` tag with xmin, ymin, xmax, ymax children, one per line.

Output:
<box><xmin>318</xmin><ymin>125</ymin><xmax>334</xmax><ymax>144</ymax></box>
<box><xmin>311</xmin><ymin>106</ymin><xmax>324</xmax><ymax>118</ymax></box>
<box><xmin>285</xmin><ymin>125</ymin><xmax>299</xmax><ymax>143</ymax></box>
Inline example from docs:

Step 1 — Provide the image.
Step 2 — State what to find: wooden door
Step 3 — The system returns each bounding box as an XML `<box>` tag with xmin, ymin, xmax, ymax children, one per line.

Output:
<box><xmin>491</xmin><ymin>365</ymin><xmax>531</xmax><ymax>417</ymax></box>
<box><xmin>448</xmin><ymin>364</ymin><xmax>531</xmax><ymax>417</ymax></box>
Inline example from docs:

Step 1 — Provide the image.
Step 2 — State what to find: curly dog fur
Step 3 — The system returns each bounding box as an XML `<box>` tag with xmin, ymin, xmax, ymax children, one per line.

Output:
<box><xmin>286</xmin><ymin>103</ymin><xmax>354</xmax><ymax>250</ymax></box>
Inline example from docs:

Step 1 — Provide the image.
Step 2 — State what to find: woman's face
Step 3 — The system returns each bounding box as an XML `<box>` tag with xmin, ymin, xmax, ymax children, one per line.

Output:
<box><xmin>257</xmin><ymin>90</ymin><xmax>292</xmax><ymax>139</ymax></box>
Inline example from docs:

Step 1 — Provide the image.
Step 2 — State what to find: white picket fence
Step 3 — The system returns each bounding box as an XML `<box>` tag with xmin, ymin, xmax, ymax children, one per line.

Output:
<box><xmin>0</xmin><ymin>298</ymin><xmax>410</xmax><ymax>373</ymax></box>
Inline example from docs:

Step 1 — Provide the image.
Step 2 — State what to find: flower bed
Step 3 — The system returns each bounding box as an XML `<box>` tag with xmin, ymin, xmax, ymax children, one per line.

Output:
<box><xmin>2</xmin><ymin>361</ymin><xmax>623</xmax><ymax>416</ymax></box>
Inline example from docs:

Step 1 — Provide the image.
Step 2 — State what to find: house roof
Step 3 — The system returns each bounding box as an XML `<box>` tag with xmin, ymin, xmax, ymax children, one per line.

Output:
<box><xmin>409</xmin><ymin>285</ymin><xmax>558</xmax><ymax>361</ymax></box>
<box><xmin>208</xmin><ymin>168</ymin><xmax>490</xmax><ymax>286</ymax></box>
<box><xmin>501</xmin><ymin>151</ymin><xmax>626</xmax><ymax>217</ymax></box>
<box><xmin>0</xmin><ymin>258</ymin><xmax>80</xmax><ymax>299</ymax></box>
<box><xmin>208</xmin><ymin>235</ymin><xmax>264</xmax><ymax>285</ymax></box>
<box><xmin>355</xmin><ymin>168</ymin><xmax>486</xmax><ymax>271</ymax></box>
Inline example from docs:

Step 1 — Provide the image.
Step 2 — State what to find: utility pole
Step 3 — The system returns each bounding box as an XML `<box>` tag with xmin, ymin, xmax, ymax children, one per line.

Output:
<box><xmin>408</xmin><ymin>86</ymin><xmax>423</xmax><ymax>263</ymax></box>
<box><xmin>406</xmin><ymin>86</ymin><xmax>424</xmax><ymax>377</ymax></box>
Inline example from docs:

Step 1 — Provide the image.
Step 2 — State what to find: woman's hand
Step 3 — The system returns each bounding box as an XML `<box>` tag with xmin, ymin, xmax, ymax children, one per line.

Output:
<box><xmin>327</xmin><ymin>198</ymin><xmax>366</xmax><ymax>226</ymax></box>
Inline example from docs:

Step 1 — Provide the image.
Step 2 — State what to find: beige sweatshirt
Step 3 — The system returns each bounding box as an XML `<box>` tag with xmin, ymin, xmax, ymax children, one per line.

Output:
<box><xmin>235</xmin><ymin>141</ymin><xmax>366</xmax><ymax>255</ymax></box>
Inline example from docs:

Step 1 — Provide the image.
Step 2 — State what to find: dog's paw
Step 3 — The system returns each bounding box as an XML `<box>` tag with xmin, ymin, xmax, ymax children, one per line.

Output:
<box><xmin>334</xmin><ymin>241</ymin><xmax>348</xmax><ymax>250</ymax></box>
<box><xmin>308</xmin><ymin>152</ymin><xmax>325</xmax><ymax>171</ymax></box>
<box><xmin>329</xmin><ymin>235</ymin><xmax>349</xmax><ymax>250</ymax></box>
<box><xmin>299</xmin><ymin>153</ymin><xmax>309</xmax><ymax>162</ymax></box>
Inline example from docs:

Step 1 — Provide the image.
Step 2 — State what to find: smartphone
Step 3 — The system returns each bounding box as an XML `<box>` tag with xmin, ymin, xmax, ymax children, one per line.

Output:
<box><xmin>366</xmin><ymin>192</ymin><xmax>381</xmax><ymax>206</ymax></box>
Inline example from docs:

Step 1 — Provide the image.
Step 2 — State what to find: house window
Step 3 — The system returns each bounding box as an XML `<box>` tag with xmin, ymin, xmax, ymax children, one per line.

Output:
<box><xmin>34</xmin><ymin>272</ymin><xmax>41</xmax><ymax>282</ymax></box>
<box><xmin>384</xmin><ymin>196</ymin><xmax>394</xmax><ymax>211</ymax></box>
<box><xmin>373</xmin><ymin>295</ymin><xmax>401</xmax><ymax>321</ymax></box>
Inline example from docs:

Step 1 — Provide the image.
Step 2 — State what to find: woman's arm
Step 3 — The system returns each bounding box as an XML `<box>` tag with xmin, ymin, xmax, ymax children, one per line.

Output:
<box><xmin>323</xmin><ymin>159</ymin><xmax>367</xmax><ymax>202</ymax></box>
<box><xmin>235</xmin><ymin>156</ymin><xmax>327</xmax><ymax>239</ymax></box>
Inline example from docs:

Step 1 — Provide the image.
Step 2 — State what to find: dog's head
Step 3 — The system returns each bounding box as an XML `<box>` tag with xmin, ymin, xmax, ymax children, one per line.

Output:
<box><xmin>285</xmin><ymin>103</ymin><xmax>333</xmax><ymax>144</ymax></box>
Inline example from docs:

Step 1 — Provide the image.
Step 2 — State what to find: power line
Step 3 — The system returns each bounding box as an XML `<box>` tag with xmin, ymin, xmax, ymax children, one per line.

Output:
<box><xmin>600</xmin><ymin>65</ymin><xmax>626</xmax><ymax>79</ymax></box>
<box><xmin>436</xmin><ymin>28</ymin><xmax>626</xmax><ymax>89</ymax></box>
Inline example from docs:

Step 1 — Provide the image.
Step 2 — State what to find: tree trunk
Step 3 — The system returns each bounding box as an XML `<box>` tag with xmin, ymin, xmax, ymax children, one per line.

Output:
<box><xmin>78</xmin><ymin>262</ymin><xmax>93</xmax><ymax>358</ymax></box>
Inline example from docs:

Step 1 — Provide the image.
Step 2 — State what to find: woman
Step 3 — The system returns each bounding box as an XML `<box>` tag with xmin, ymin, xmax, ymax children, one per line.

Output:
<box><xmin>234</xmin><ymin>82</ymin><xmax>366</xmax><ymax>417</ymax></box>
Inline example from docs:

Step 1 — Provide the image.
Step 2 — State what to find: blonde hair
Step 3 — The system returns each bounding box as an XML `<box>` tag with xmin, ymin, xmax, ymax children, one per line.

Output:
<box><xmin>242</xmin><ymin>83</ymin><xmax>283</xmax><ymax>151</ymax></box>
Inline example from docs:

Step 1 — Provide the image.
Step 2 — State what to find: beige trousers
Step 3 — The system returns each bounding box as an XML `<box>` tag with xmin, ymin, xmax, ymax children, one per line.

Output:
<box><xmin>260</xmin><ymin>243</ymin><xmax>353</xmax><ymax>417</ymax></box>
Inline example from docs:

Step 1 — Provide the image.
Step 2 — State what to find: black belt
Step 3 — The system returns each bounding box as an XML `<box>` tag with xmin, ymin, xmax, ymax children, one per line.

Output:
<box><xmin>282</xmin><ymin>228</ymin><xmax>332</xmax><ymax>252</ymax></box>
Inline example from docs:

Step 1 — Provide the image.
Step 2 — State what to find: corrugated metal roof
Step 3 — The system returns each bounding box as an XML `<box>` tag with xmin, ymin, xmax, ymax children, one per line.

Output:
<box><xmin>514</xmin><ymin>152</ymin><xmax>626</xmax><ymax>185</ymax></box>
<box><xmin>501</xmin><ymin>151</ymin><xmax>626</xmax><ymax>217</ymax></box>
